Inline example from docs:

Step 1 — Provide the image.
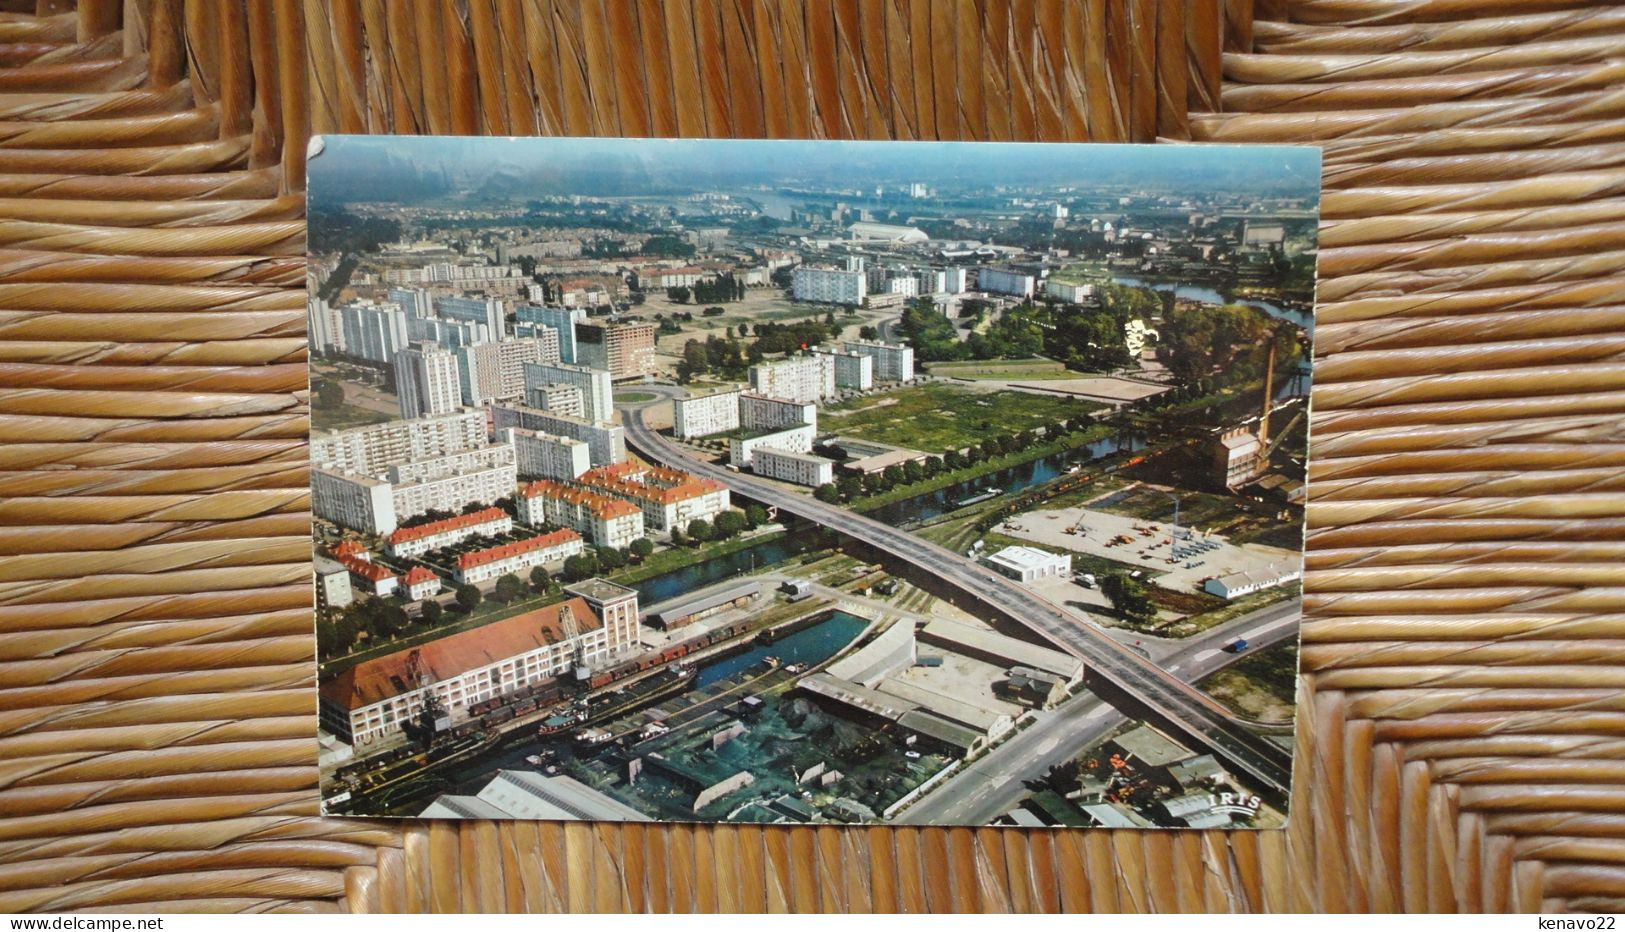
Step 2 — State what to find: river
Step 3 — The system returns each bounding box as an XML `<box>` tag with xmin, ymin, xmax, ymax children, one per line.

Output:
<box><xmin>1111</xmin><ymin>274</ymin><xmax>1314</xmax><ymax>332</ymax></box>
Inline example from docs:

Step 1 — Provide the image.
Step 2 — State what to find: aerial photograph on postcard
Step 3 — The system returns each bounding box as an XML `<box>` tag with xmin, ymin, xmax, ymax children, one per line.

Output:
<box><xmin>308</xmin><ymin>137</ymin><xmax>1319</xmax><ymax>828</ymax></box>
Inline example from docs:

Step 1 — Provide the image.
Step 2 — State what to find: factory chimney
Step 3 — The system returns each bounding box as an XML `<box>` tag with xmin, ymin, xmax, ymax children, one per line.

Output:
<box><xmin>1256</xmin><ymin>340</ymin><xmax>1276</xmax><ymax>461</ymax></box>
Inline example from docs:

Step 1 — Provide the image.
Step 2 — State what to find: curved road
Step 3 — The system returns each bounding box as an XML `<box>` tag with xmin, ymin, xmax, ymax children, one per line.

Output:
<box><xmin>619</xmin><ymin>396</ymin><xmax>1294</xmax><ymax>796</ymax></box>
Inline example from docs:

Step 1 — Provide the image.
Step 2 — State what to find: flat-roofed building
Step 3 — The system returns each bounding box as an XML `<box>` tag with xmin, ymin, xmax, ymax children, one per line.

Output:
<box><xmin>491</xmin><ymin>404</ymin><xmax>625</xmax><ymax>466</ymax></box>
<box><xmin>753</xmin><ymin>447</ymin><xmax>835</xmax><ymax>487</ymax></box>
<box><xmin>407</xmin><ymin>315</ymin><xmax>490</xmax><ymax>351</ymax></box>
<box><xmin>729</xmin><ymin>423</ymin><xmax>815</xmax><ymax>468</ymax></box>
<box><xmin>1044</xmin><ymin>280</ymin><xmax>1094</xmax><ymax>303</ymax></box>
<box><xmin>454</xmin><ymin>341</ymin><xmax>504</xmax><ymax>406</ymax></box>
<box><xmin>840</xmin><ymin>339</ymin><xmax>915</xmax><ymax>382</ymax></box>
<box><xmin>981</xmin><ymin>545</ymin><xmax>1071</xmax><ymax>583</ymax></box>
<box><xmin>574</xmin><ymin>320</ymin><xmax>656</xmax><ymax>380</ymax></box>
<box><xmin>518</xmin><ymin>480</ymin><xmax>644</xmax><ymax>550</ymax></box>
<box><xmin>523</xmin><ymin>360</ymin><xmax>612</xmax><ymax>423</ymax></box>
<box><xmin>792</xmin><ymin>266</ymin><xmax>867</xmax><ymax>306</ymax></box>
<box><xmin>386</xmin><ymin>506</ymin><xmax>512</xmax><ymax>559</ymax></box>
<box><xmin>673</xmin><ymin>388</ymin><xmax>740</xmax><ymax>439</ymax></box>
<box><xmin>311</xmin><ymin>410</ymin><xmax>486</xmax><ymax>476</ymax></box>
<box><xmin>501</xmin><ymin>426</ymin><xmax>591</xmax><ymax>481</ymax></box>
<box><xmin>748</xmin><ymin>354</ymin><xmax>836</xmax><ymax>403</ymax></box>
<box><xmin>514</xmin><ymin>304</ymin><xmax>585</xmax><ymax>364</ymax></box>
<box><xmin>977</xmin><ymin>267</ymin><xmax>1036</xmax><ymax>298</ymax></box>
<box><xmin>338</xmin><ymin>301</ymin><xmax>408</xmax><ymax>364</ymax></box>
<box><xmin>1214</xmin><ymin>427</ymin><xmax>1261</xmax><ymax>490</ymax></box>
<box><xmin>437</xmin><ymin>294</ymin><xmax>506</xmax><ymax>340</ymax></box>
<box><xmin>313</xmin><ymin>444</ymin><xmax>517</xmax><ymax>536</ymax></box>
<box><xmin>318</xmin><ymin>595</ymin><xmax>630</xmax><ymax>747</ymax></box>
<box><xmin>525</xmin><ymin>382</ymin><xmax>585</xmax><ymax>418</ymax></box>
<box><xmin>814</xmin><ymin>347</ymin><xmax>873</xmax><ymax>390</ymax></box>
<box><xmin>314</xmin><ymin>554</ymin><xmax>354</xmax><ymax>610</ymax></box>
<box><xmin>576</xmin><ymin>462</ymin><xmax>730</xmax><ymax>534</ymax></box>
<box><xmin>396</xmin><ymin>341</ymin><xmax>462</xmax><ymax>419</ymax></box>
<box><xmin>453</xmin><ymin>529</ymin><xmax>584</xmax><ymax>584</ymax></box>
<box><xmin>847</xmin><ymin>221</ymin><xmax>928</xmax><ymax>243</ymax></box>
<box><xmin>739</xmin><ymin>392</ymin><xmax>816</xmax><ymax>431</ymax></box>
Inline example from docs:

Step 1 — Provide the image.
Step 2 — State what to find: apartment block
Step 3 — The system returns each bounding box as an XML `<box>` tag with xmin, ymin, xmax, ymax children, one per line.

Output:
<box><xmin>396</xmin><ymin>341</ymin><xmax>462</xmax><ymax>419</ymax></box>
<box><xmin>501</xmin><ymin>426</ymin><xmax>591</xmax><ymax>481</ymax></box>
<box><xmin>491</xmin><ymin>404</ymin><xmax>625</xmax><ymax>467</ymax></box>
<box><xmin>672</xmin><ymin>388</ymin><xmax>740</xmax><ymax>439</ymax></box>
<box><xmin>748</xmin><ymin>354</ymin><xmax>836</xmax><ymax>403</ymax></box>
<box><xmin>574</xmin><ymin>320</ymin><xmax>656</xmax><ymax>380</ymax></box>
<box><xmin>518</xmin><ymin>481</ymin><xmax>645</xmax><ymax>550</ymax></box>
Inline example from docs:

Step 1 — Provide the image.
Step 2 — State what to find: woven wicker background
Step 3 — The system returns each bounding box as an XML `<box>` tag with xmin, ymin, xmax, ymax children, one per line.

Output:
<box><xmin>2</xmin><ymin>0</ymin><xmax>1623</xmax><ymax>913</ymax></box>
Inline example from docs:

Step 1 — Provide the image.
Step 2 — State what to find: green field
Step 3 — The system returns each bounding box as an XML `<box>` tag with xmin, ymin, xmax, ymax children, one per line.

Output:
<box><xmin>614</xmin><ymin>390</ymin><xmax>658</xmax><ymax>403</ymax></box>
<box><xmin>820</xmin><ymin>383</ymin><xmax>1097</xmax><ymax>453</ymax></box>
<box><xmin>924</xmin><ymin>358</ymin><xmax>1073</xmax><ymax>381</ymax></box>
<box><xmin>313</xmin><ymin>402</ymin><xmax>395</xmax><ymax>431</ymax></box>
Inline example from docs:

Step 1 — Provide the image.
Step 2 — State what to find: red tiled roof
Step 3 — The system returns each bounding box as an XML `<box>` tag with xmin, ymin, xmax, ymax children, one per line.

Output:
<box><xmin>319</xmin><ymin>597</ymin><xmax>603</xmax><ymax>710</ymax></box>
<box><xmin>520</xmin><ymin>480</ymin><xmax>641</xmax><ymax>520</ymax></box>
<box><xmin>578</xmin><ymin>463</ymin><xmax>725</xmax><ymax>506</ymax></box>
<box><xmin>456</xmin><ymin>529</ymin><xmax>582</xmax><ymax>571</ymax></box>
<box><xmin>388</xmin><ymin>507</ymin><xmax>508</xmax><ymax>546</ymax></box>
<box><xmin>403</xmin><ymin>566</ymin><xmax>438</xmax><ymax>585</ymax></box>
<box><xmin>329</xmin><ymin>540</ymin><xmax>366</xmax><ymax>558</ymax></box>
<box><xmin>337</xmin><ymin>553</ymin><xmax>396</xmax><ymax>583</ymax></box>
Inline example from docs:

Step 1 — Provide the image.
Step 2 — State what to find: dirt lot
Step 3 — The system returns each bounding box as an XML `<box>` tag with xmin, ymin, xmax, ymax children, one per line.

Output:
<box><xmin>641</xmin><ymin>288</ymin><xmax>897</xmax><ymax>374</ymax></box>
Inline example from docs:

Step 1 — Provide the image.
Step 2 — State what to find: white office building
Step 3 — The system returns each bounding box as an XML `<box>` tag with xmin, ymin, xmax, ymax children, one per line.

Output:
<box><xmin>492</xmin><ymin>404</ymin><xmax>625</xmax><ymax>467</ymax></box>
<box><xmin>672</xmin><ymin>388</ymin><xmax>741</xmax><ymax>439</ymax></box>
<box><xmin>501</xmin><ymin>426</ymin><xmax>591</xmax><ymax>481</ymax></box>
<box><xmin>388</xmin><ymin>286</ymin><xmax>435</xmax><ymax>320</ymax></box>
<box><xmin>792</xmin><ymin>266</ymin><xmax>867</xmax><ymax>306</ymax></box>
<box><xmin>748</xmin><ymin>354</ymin><xmax>836</xmax><ymax>403</ymax></box>
<box><xmin>730</xmin><ymin>423</ymin><xmax>816</xmax><ymax>468</ymax></box>
<box><xmin>752</xmin><ymin>447</ymin><xmax>835</xmax><ymax>487</ymax></box>
<box><xmin>437</xmin><ymin>294</ymin><xmax>506</xmax><ymax>340</ymax></box>
<box><xmin>515</xmin><ymin>304</ymin><xmax>584</xmax><ymax>364</ymax></box>
<box><xmin>814</xmin><ymin>347</ymin><xmax>873</xmax><ymax>390</ymax></box>
<box><xmin>841</xmin><ymin>340</ymin><xmax>915</xmax><ymax>382</ymax></box>
<box><xmin>739</xmin><ymin>393</ymin><xmax>816</xmax><ymax>432</ymax></box>
<box><xmin>977</xmin><ymin>268</ymin><xmax>1037</xmax><ymax>298</ymax></box>
<box><xmin>338</xmin><ymin>301</ymin><xmax>409</xmax><ymax>364</ymax></box>
<box><xmin>524</xmin><ymin>360</ymin><xmax>612</xmax><ymax>423</ymax></box>
<box><xmin>311</xmin><ymin>410</ymin><xmax>485</xmax><ymax>476</ymax></box>
<box><xmin>396</xmin><ymin>341</ymin><xmax>462</xmax><ymax>420</ymax></box>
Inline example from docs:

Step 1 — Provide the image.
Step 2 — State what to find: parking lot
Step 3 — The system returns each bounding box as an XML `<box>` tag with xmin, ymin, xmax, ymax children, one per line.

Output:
<box><xmin>996</xmin><ymin>505</ymin><xmax>1299</xmax><ymax>593</ymax></box>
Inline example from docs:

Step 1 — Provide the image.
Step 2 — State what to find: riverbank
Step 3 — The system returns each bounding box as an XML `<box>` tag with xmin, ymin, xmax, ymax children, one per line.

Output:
<box><xmin>848</xmin><ymin>423</ymin><xmax>1113</xmax><ymax>513</ymax></box>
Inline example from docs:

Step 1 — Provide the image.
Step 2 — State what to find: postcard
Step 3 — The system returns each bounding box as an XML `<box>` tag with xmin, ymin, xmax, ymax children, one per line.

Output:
<box><xmin>309</xmin><ymin>137</ymin><xmax>1318</xmax><ymax>828</ymax></box>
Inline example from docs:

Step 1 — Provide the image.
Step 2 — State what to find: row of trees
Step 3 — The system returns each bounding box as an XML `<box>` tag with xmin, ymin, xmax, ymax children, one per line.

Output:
<box><xmin>670</xmin><ymin>504</ymin><xmax>768</xmax><ymax>547</ymax></box>
<box><xmin>666</xmin><ymin>273</ymin><xmax>745</xmax><ymax>305</ymax></box>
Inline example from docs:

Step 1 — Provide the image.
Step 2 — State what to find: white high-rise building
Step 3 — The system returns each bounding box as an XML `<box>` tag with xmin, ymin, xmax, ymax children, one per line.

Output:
<box><xmin>492</xmin><ymin>404</ymin><xmax>625</xmax><ymax>467</ymax></box>
<box><xmin>455</xmin><ymin>341</ymin><xmax>504</xmax><ymax>406</ymax></box>
<box><xmin>388</xmin><ymin>287</ymin><xmax>435</xmax><ymax>320</ymax></box>
<box><xmin>814</xmin><ymin>348</ymin><xmax>873</xmax><ymax>390</ymax></box>
<box><xmin>311</xmin><ymin>410</ymin><xmax>485</xmax><ymax>476</ymax></box>
<box><xmin>672</xmin><ymin>388</ymin><xmax>741</xmax><ymax>439</ymax></box>
<box><xmin>841</xmin><ymin>340</ymin><xmax>915</xmax><ymax>383</ymax></box>
<box><xmin>792</xmin><ymin>266</ymin><xmax>867</xmax><ymax>306</ymax></box>
<box><xmin>523</xmin><ymin>361</ymin><xmax>612</xmax><ymax>423</ymax></box>
<box><xmin>338</xmin><ymin>301</ymin><xmax>408</xmax><ymax>364</ymax></box>
<box><xmin>396</xmin><ymin>341</ymin><xmax>462</xmax><ymax>419</ymax></box>
<box><xmin>739</xmin><ymin>393</ymin><xmax>815</xmax><ymax>432</ymax></box>
<box><xmin>976</xmin><ymin>268</ymin><xmax>1036</xmax><ymax>298</ymax></box>
<box><xmin>748</xmin><ymin>354</ymin><xmax>837</xmax><ymax>403</ymax></box>
<box><xmin>515</xmin><ymin>304</ymin><xmax>584</xmax><ymax>363</ymax></box>
<box><xmin>437</xmin><ymin>295</ymin><xmax>506</xmax><ymax>340</ymax></box>
<box><xmin>500</xmin><ymin>426</ymin><xmax>591</xmax><ymax>481</ymax></box>
<box><xmin>308</xmin><ymin>297</ymin><xmax>343</xmax><ymax>356</ymax></box>
<box><xmin>408</xmin><ymin>315</ymin><xmax>491</xmax><ymax>351</ymax></box>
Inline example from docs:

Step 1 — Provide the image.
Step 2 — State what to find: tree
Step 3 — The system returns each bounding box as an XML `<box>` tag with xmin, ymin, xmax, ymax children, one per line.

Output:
<box><xmin>670</xmin><ymin>527</ymin><xmax>688</xmax><ymax>547</ymax></box>
<box><xmin>745</xmin><ymin>504</ymin><xmax>769</xmax><ymax>528</ymax></box>
<box><xmin>314</xmin><ymin>380</ymin><xmax>345</xmax><ymax>410</ymax></box>
<box><xmin>882</xmin><ymin>464</ymin><xmax>905</xmax><ymax>487</ymax></box>
<box><xmin>455</xmin><ymin>584</ymin><xmax>481</xmax><ymax>613</ymax></box>
<box><xmin>493</xmin><ymin>573</ymin><xmax>525</xmax><ymax>604</ymax></box>
<box><xmin>814</xmin><ymin>483</ymin><xmax>840</xmax><ymax>503</ymax></box>
<box><xmin>562</xmin><ymin>552</ymin><xmax>598</xmax><ymax>582</ymax></box>
<box><xmin>902</xmin><ymin>459</ymin><xmax>925</xmax><ymax>483</ymax></box>
<box><xmin>667</xmin><ymin>285</ymin><xmax>691</xmax><ymax>304</ymax></box>
<box><xmin>714</xmin><ymin>510</ymin><xmax>746</xmax><ymax>539</ymax></box>
<box><xmin>858</xmin><ymin>325</ymin><xmax>879</xmax><ymax>341</ymax></box>
<box><xmin>420</xmin><ymin>600</ymin><xmax>444</xmax><ymax>628</ymax></box>
<box><xmin>629</xmin><ymin>537</ymin><xmax>655</xmax><ymax>560</ymax></box>
<box><xmin>597</xmin><ymin>546</ymin><xmax>627</xmax><ymax>570</ymax></box>
<box><xmin>529</xmin><ymin>565</ymin><xmax>553</xmax><ymax>593</ymax></box>
<box><xmin>1102</xmin><ymin>573</ymin><xmax>1157</xmax><ymax>623</ymax></box>
<box><xmin>836</xmin><ymin>476</ymin><xmax>862</xmax><ymax>501</ymax></box>
<box><xmin>686</xmin><ymin>518</ymin><xmax>714</xmax><ymax>542</ymax></box>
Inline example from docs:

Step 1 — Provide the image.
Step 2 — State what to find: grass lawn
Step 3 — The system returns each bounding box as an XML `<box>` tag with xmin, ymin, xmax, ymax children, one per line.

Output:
<box><xmin>1199</xmin><ymin>639</ymin><xmax>1299</xmax><ymax>723</ymax></box>
<box><xmin>615</xmin><ymin>390</ymin><xmax>658</xmax><ymax>403</ymax></box>
<box><xmin>924</xmin><ymin>358</ymin><xmax>1072</xmax><ymax>380</ymax></box>
<box><xmin>821</xmin><ymin>383</ymin><xmax>1098</xmax><ymax>453</ymax></box>
<box><xmin>314</xmin><ymin>402</ymin><xmax>395</xmax><ymax>431</ymax></box>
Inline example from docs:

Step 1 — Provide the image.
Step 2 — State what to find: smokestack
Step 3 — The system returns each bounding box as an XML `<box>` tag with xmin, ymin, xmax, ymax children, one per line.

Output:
<box><xmin>1257</xmin><ymin>341</ymin><xmax>1276</xmax><ymax>452</ymax></box>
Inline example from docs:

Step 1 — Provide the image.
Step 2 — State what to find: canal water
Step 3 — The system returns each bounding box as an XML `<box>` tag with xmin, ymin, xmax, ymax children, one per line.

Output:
<box><xmin>866</xmin><ymin>430</ymin><xmax>1146</xmax><ymax>528</ymax></box>
<box><xmin>692</xmin><ymin>610</ymin><xmax>869</xmax><ymax>688</ymax></box>
<box><xmin>1111</xmin><ymin>274</ymin><xmax>1313</xmax><ymax>332</ymax></box>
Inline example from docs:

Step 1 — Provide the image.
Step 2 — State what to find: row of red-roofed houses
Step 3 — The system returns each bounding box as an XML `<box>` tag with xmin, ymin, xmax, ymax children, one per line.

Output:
<box><xmin>453</xmin><ymin>529</ymin><xmax>585</xmax><ymax>585</ymax></box>
<box><xmin>329</xmin><ymin>541</ymin><xmax>402</xmax><ymax>598</ymax></box>
<box><xmin>517</xmin><ymin>481</ymin><xmax>645</xmax><ymax>550</ymax></box>
<box><xmin>385</xmin><ymin>507</ymin><xmax>513</xmax><ymax>560</ymax></box>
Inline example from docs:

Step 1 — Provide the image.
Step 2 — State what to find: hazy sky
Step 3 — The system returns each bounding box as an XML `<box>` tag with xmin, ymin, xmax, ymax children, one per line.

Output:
<box><xmin>309</xmin><ymin>135</ymin><xmax>1321</xmax><ymax>202</ymax></box>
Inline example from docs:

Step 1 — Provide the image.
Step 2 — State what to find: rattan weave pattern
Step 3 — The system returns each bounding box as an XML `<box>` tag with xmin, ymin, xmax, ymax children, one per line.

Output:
<box><xmin>0</xmin><ymin>0</ymin><xmax>1622</xmax><ymax>913</ymax></box>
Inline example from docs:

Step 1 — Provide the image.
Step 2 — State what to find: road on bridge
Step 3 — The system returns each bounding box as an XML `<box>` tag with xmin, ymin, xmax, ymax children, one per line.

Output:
<box><xmin>619</xmin><ymin>399</ymin><xmax>1296</xmax><ymax>796</ymax></box>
